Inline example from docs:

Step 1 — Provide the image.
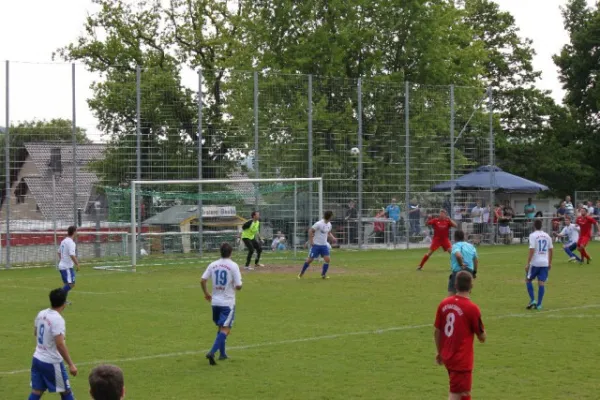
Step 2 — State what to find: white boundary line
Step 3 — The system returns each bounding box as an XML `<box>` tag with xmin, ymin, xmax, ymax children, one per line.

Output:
<box><xmin>2</xmin><ymin>303</ymin><xmax>598</xmax><ymax>376</ymax></box>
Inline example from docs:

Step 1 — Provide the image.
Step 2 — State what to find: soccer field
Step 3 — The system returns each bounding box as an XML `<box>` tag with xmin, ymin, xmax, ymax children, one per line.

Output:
<box><xmin>2</xmin><ymin>244</ymin><xmax>600</xmax><ymax>399</ymax></box>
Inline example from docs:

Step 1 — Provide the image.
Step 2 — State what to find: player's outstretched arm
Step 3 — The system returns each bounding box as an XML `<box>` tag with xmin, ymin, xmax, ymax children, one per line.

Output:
<box><xmin>55</xmin><ymin>334</ymin><xmax>77</xmax><ymax>376</ymax></box>
<box><xmin>328</xmin><ymin>232</ymin><xmax>338</xmax><ymax>242</ymax></box>
<box><xmin>200</xmin><ymin>279</ymin><xmax>212</xmax><ymax>301</ymax></box>
<box><xmin>308</xmin><ymin>228</ymin><xmax>316</xmax><ymax>246</ymax></box>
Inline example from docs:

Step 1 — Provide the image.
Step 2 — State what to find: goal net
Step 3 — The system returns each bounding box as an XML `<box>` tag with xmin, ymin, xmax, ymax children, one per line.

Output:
<box><xmin>95</xmin><ymin>177</ymin><xmax>323</xmax><ymax>270</ymax></box>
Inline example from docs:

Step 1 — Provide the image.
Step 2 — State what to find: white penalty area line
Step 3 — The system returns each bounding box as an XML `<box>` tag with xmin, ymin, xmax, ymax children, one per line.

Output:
<box><xmin>2</xmin><ymin>303</ymin><xmax>599</xmax><ymax>376</ymax></box>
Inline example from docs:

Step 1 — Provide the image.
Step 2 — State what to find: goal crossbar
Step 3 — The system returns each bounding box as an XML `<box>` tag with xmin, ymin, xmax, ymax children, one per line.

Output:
<box><xmin>130</xmin><ymin>177</ymin><xmax>324</xmax><ymax>268</ymax></box>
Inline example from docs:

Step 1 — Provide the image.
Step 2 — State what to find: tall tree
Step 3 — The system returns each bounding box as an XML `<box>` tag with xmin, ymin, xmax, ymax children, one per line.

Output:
<box><xmin>553</xmin><ymin>0</ymin><xmax>600</xmax><ymax>190</ymax></box>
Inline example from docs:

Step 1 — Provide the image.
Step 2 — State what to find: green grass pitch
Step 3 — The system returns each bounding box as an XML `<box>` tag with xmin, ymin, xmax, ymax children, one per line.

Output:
<box><xmin>1</xmin><ymin>244</ymin><xmax>600</xmax><ymax>399</ymax></box>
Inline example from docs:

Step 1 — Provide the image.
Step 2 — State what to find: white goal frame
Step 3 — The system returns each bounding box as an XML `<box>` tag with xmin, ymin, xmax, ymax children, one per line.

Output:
<box><xmin>130</xmin><ymin>177</ymin><xmax>324</xmax><ymax>268</ymax></box>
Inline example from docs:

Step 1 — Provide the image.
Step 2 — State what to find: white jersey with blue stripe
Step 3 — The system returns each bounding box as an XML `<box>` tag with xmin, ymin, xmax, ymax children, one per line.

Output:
<box><xmin>33</xmin><ymin>309</ymin><xmax>66</xmax><ymax>364</ymax></box>
<box><xmin>529</xmin><ymin>230</ymin><xmax>553</xmax><ymax>267</ymax></box>
<box><xmin>58</xmin><ymin>237</ymin><xmax>76</xmax><ymax>270</ymax></box>
<box><xmin>202</xmin><ymin>258</ymin><xmax>242</xmax><ymax>308</ymax></box>
<box><xmin>312</xmin><ymin>220</ymin><xmax>332</xmax><ymax>246</ymax></box>
<box><xmin>560</xmin><ymin>223</ymin><xmax>580</xmax><ymax>245</ymax></box>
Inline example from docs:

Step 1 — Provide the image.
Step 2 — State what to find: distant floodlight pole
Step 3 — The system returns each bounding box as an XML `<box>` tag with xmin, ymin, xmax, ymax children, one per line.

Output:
<box><xmin>72</xmin><ymin>63</ymin><xmax>77</xmax><ymax>227</ymax></box>
<box><xmin>450</xmin><ymin>84</ymin><xmax>455</xmax><ymax>218</ymax></box>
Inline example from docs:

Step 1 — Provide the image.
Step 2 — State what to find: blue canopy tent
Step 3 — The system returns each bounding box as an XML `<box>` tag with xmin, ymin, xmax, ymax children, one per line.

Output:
<box><xmin>431</xmin><ymin>166</ymin><xmax>549</xmax><ymax>194</ymax></box>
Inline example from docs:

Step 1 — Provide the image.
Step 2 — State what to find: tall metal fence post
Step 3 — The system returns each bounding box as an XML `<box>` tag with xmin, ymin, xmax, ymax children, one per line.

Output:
<box><xmin>136</xmin><ymin>65</ymin><xmax>142</xmax><ymax>257</ymax></box>
<box><xmin>308</xmin><ymin>74</ymin><xmax>313</xmax><ymax>223</ymax></box>
<box><xmin>357</xmin><ymin>78</ymin><xmax>363</xmax><ymax>249</ymax></box>
<box><xmin>4</xmin><ymin>60</ymin><xmax>10</xmax><ymax>268</ymax></box>
<box><xmin>488</xmin><ymin>86</ymin><xmax>495</xmax><ymax>226</ymax></box>
<box><xmin>405</xmin><ymin>81</ymin><xmax>410</xmax><ymax>250</ymax></box>
<box><xmin>293</xmin><ymin>179</ymin><xmax>298</xmax><ymax>258</ymax></box>
<box><xmin>450</xmin><ymin>84</ymin><xmax>455</xmax><ymax>220</ymax></box>
<box><xmin>72</xmin><ymin>63</ymin><xmax>77</xmax><ymax>227</ymax></box>
<box><xmin>253</xmin><ymin>71</ymin><xmax>259</xmax><ymax>209</ymax></box>
<box><xmin>197</xmin><ymin>69</ymin><xmax>204</xmax><ymax>256</ymax></box>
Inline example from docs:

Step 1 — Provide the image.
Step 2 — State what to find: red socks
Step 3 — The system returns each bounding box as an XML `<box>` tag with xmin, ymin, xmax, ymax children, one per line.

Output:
<box><xmin>580</xmin><ymin>248</ymin><xmax>590</xmax><ymax>260</ymax></box>
<box><xmin>419</xmin><ymin>254</ymin><xmax>430</xmax><ymax>268</ymax></box>
<box><xmin>461</xmin><ymin>396</ymin><xmax>471</xmax><ymax>400</ymax></box>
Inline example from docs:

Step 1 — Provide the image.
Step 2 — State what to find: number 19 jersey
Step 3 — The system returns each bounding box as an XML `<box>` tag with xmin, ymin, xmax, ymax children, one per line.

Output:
<box><xmin>202</xmin><ymin>258</ymin><xmax>242</xmax><ymax>307</ymax></box>
<box><xmin>434</xmin><ymin>296</ymin><xmax>484</xmax><ymax>372</ymax></box>
<box><xmin>528</xmin><ymin>230</ymin><xmax>553</xmax><ymax>267</ymax></box>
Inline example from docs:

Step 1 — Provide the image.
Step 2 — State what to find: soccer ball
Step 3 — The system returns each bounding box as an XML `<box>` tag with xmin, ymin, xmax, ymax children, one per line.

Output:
<box><xmin>350</xmin><ymin>147</ymin><xmax>360</xmax><ymax>156</ymax></box>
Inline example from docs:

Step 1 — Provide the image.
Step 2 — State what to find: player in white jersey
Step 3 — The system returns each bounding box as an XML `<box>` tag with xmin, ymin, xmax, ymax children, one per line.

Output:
<box><xmin>554</xmin><ymin>215</ymin><xmax>582</xmax><ymax>262</ymax></box>
<box><xmin>298</xmin><ymin>210</ymin><xmax>338</xmax><ymax>279</ymax></box>
<box><xmin>525</xmin><ymin>219</ymin><xmax>553</xmax><ymax>310</ymax></box>
<box><xmin>28</xmin><ymin>288</ymin><xmax>77</xmax><ymax>400</ymax></box>
<box><xmin>57</xmin><ymin>226</ymin><xmax>80</xmax><ymax>300</ymax></box>
<box><xmin>201</xmin><ymin>242</ymin><xmax>243</xmax><ymax>366</ymax></box>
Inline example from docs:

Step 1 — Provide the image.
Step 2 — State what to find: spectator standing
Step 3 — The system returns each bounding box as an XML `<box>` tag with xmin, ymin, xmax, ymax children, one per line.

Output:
<box><xmin>373</xmin><ymin>208</ymin><xmax>386</xmax><ymax>244</ymax></box>
<box><xmin>524</xmin><ymin>198</ymin><xmax>537</xmax><ymax>220</ymax></box>
<box><xmin>565</xmin><ymin>196</ymin><xmax>575</xmax><ymax>217</ymax></box>
<box><xmin>453</xmin><ymin>204</ymin><xmax>464</xmax><ymax>232</ymax></box>
<box><xmin>482</xmin><ymin>204</ymin><xmax>491</xmax><ymax>243</ymax></box>
<box><xmin>408</xmin><ymin>199</ymin><xmax>421</xmax><ymax>237</ymax></box>
<box><xmin>385</xmin><ymin>198</ymin><xmax>401</xmax><ymax>244</ymax></box>
<box><xmin>471</xmin><ymin>201</ymin><xmax>485</xmax><ymax>243</ymax></box>
<box><xmin>556</xmin><ymin>201</ymin><xmax>567</xmax><ymax>218</ymax></box>
<box><xmin>587</xmin><ymin>201</ymin><xmax>595</xmax><ymax>216</ymax></box>
<box><xmin>345</xmin><ymin>200</ymin><xmax>358</xmax><ymax>244</ymax></box>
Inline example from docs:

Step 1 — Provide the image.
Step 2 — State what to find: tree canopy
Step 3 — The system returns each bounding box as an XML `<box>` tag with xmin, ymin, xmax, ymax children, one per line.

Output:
<box><xmin>54</xmin><ymin>0</ymin><xmax>593</xmax><ymax>199</ymax></box>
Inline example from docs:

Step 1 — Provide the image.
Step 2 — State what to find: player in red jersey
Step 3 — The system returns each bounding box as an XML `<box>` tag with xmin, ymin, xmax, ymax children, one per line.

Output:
<box><xmin>417</xmin><ymin>209</ymin><xmax>457</xmax><ymax>270</ymax></box>
<box><xmin>575</xmin><ymin>207</ymin><xmax>599</xmax><ymax>264</ymax></box>
<box><xmin>434</xmin><ymin>271</ymin><xmax>486</xmax><ymax>400</ymax></box>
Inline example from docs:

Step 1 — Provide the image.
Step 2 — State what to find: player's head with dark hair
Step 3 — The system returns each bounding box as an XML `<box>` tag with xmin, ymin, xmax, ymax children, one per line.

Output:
<box><xmin>454</xmin><ymin>270</ymin><xmax>473</xmax><ymax>293</ymax></box>
<box><xmin>581</xmin><ymin>207</ymin><xmax>588</xmax><ymax>216</ymax></box>
<box><xmin>439</xmin><ymin>209</ymin><xmax>447</xmax><ymax>218</ymax></box>
<box><xmin>324</xmin><ymin>210</ymin><xmax>333</xmax><ymax>221</ymax></box>
<box><xmin>49</xmin><ymin>288</ymin><xmax>67</xmax><ymax>309</ymax></box>
<box><xmin>251</xmin><ymin>211</ymin><xmax>260</xmax><ymax>220</ymax></box>
<box><xmin>67</xmin><ymin>226</ymin><xmax>77</xmax><ymax>237</ymax></box>
<box><xmin>454</xmin><ymin>230</ymin><xmax>465</xmax><ymax>242</ymax></box>
<box><xmin>220</xmin><ymin>242</ymin><xmax>233</xmax><ymax>258</ymax></box>
<box><xmin>89</xmin><ymin>364</ymin><xmax>125</xmax><ymax>400</ymax></box>
<box><xmin>533</xmin><ymin>219</ymin><xmax>543</xmax><ymax>230</ymax></box>
<box><xmin>565</xmin><ymin>215</ymin><xmax>571</xmax><ymax>224</ymax></box>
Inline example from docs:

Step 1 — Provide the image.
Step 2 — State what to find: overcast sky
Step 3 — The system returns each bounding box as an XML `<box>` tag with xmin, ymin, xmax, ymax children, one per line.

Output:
<box><xmin>0</xmin><ymin>0</ymin><xmax>595</xmax><ymax>142</ymax></box>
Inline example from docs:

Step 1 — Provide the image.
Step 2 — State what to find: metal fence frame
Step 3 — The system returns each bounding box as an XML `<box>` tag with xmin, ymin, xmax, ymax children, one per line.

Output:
<box><xmin>1</xmin><ymin>61</ymin><xmax>496</xmax><ymax>267</ymax></box>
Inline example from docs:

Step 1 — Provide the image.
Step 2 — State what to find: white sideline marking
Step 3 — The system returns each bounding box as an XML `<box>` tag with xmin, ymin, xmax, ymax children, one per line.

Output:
<box><xmin>2</xmin><ymin>303</ymin><xmax>599</xmax><ymax>376</ymax></box>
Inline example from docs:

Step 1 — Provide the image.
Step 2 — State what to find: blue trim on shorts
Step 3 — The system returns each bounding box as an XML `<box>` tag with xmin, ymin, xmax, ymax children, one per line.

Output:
<box><xmin>30</xmin><ymin>357</ymin><xmax>71</xmax><ymax>393</ymax></box>
<box><xmin>59</xmin><ymin>269</ymin><xmax>75</xmax><ymax>284</ymax></box>
<box><xmin>212</xmin><ymin>305</ymin><xmax>235</xmax><ymax>327</ymax></box>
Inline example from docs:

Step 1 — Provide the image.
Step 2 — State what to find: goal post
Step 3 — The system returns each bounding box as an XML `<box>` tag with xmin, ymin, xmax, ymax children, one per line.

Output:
<box><xmin>129</xmin><ymin>177</ymin><xmax>324</xmax><ymax>269</ymax></box>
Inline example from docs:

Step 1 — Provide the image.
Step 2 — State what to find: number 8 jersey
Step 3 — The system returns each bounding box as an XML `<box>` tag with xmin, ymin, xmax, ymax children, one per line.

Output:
<box><xmin>529</xmin><ymin>230</ymin><xmax>553</xmax><ymax>267</ymax></box>
<box><xmin>434</xmin><ymin>296</ymin><xmax>485</xmax><ymax>372</ymax></box>
<box><xmin>202</xmin><ymin>258</ymin><xmax>243</xmax><ymax>307</ymax></box>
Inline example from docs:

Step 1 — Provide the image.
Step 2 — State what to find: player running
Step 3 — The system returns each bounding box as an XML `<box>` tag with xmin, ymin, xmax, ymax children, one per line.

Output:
<box><xmin>448</xmin><ymin>230</ymin><xmax>479</xmax><ymax>297</ymax></box>
<box><xmin>298</xmin><ymin>211</ymin><xmax>338</xmax><ymax>279</ymax></box>
<box><xmin>434</xmin><ymin>271</ymin><xmax>486</xmax><ymax>400</ymax></box>
<box><xmin>201</xmin><ymin>243</ymin><xmax>243</xmax><ymax>366</ymax></box>
<box><xmin>554</xmin><ymin>215</ymin><xmax>581</xmax><ymax>263</ymax></box>
<box><xmin>417</xmin><ymin>209</ymin><xmax>457</xmax><ymax>270</ymax></box>
<box><xmin>575</xmin><ymin>207</ymin><xmax>599</xmax><ymax>264</ymax></box>
<box><xmin>241</xmin><ymin>211</ymin><xmax>264</xmax><ymax>270</ymax></box>
<box><xmin>28</xmin><ymin>288</ymin><xmax>78</xmax><ymax>400</ymax></box>
<box><xmin>57</xmin><ymin>226</ymin><xmax>80</xmax><ymax>301</ymax></box>
<box><xmin>525</xmin><ymin>219</ymin><xmax>553</xmax><ymax>310</ymax></box>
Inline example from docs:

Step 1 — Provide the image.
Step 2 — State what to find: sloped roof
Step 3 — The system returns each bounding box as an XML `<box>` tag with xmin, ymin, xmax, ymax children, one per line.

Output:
<box><xmin>22</xmin><ymin>143</ymin><xmax>105</xmax><ymax>221</ymax></box>
<box><xmin>143</xmin><ymin>205</ymin><xmax>200</xmax><ymax>226</ymax></box>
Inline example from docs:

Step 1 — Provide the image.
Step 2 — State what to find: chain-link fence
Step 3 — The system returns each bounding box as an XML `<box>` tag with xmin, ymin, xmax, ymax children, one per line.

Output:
<box><xmin>0</xmin><ymin>61</ymin><xmax>495</xmax><ymax>267</ymax></box>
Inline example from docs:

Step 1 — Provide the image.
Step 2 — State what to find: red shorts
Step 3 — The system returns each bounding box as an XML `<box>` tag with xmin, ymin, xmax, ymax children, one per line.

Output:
<box><xmin>578</xmin><ymin>236</ymin><xmax>591</xmax><ymax>248</ymax></box>
<box><xmin>431</xmin><ymin>237</ymin><xmax>452</xmax><ymax>252</ymax></box>
<box><xmin>447</xmin><ymin>370</ymin><xmax>472</xmax><ymax>394</ymax></box>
